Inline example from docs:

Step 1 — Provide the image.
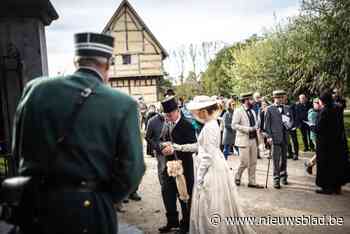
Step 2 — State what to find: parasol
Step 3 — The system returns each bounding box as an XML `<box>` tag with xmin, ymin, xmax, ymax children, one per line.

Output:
<box><xmin>166</xmin><ymin>133</ymin><xmax>190</xmax><ymax>203</ymax></box>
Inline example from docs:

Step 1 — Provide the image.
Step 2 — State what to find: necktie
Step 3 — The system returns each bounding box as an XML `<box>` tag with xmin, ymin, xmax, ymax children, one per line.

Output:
<box><xmin>277</xmin><ymin>105</ymin><xmax>283</xmax><ymax>114</ymax></box>
<box><xmin>247</xmin><ymin>109</ymin><xmax>255</xmax><ymax>127</ymax></box>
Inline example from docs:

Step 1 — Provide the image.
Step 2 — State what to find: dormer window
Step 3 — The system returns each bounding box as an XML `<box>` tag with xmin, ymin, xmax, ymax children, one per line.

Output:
<box><xmin>122</xmin><ymin>54</ymin><xmax>131</xmax><ymax>65</ymax></box>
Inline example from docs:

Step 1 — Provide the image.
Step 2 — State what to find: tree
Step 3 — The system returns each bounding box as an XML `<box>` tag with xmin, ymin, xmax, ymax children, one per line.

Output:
<box><xmin>200</xmin><ymin>0</ymin><xmax>350</xmax><ymax>99</ymax></box>
<box><xmin>159</xmin><ymin>76</ymin><xmax>173</xmax><ymax>100</ymax></box>
<box><xmin>175</xmin><ymin>71</ymin><xmax>202</xmax><ymax>100</ymax></box>
<box><xmin>172</xmin><ymin>45</ymin><xmax>187</xmax><ymax>85</ymax></box>
<box><xmin>188</xmin><ymin>43</ymin><xmax>199</xmax><ymax>79</ymax></box>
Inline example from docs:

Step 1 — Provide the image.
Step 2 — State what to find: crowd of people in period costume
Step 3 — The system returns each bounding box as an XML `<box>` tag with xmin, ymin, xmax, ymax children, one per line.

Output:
<box><xmin>6</xmin><ymin>31</ymin><xmax>350</xmax><ymax>234</ymax></box>
<box><xmin>141</xmin><ymin>87</ymin><xmax>350</xmax><ymax>233</ymax></box>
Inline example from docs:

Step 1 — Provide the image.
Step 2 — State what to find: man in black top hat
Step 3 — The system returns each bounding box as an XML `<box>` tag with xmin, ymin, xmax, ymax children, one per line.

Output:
<box><xmin>158</xmin><ymin>96</ymin><xmax>196</xmax><ymax>234</ymax></box>
<box><xmin>12</xmin><ymin>32</ymin><xmax>145</xmax><ymax>234</ymax></box>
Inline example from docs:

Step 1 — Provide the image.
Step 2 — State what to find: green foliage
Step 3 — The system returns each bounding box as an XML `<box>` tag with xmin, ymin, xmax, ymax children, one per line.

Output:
<box><xmin>201</xmin><ymin>47</ymin><xmax>236</xmax><ymax>96</ymax></box>
<box><xmin>159</xmin><ymin>76</ymin><xmax>173</xmax><ymax>100</ymax></box>
<box><xmin>201</xmin><ymin>0</ymin><xmax>350</xmax><ymax>98</ymax></box>
<box><xmin>175</xmin><ymin>71</ymin><xmax>203</xmax><ymax>100</ymax></box>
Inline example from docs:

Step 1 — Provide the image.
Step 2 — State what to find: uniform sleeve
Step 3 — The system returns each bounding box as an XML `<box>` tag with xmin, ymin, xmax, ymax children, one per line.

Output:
<box><xmin>14</xmin><ymin>80</ymin><xmax>41</xmax><ymax>175</ymax></box>
<box><xmin>111</xmin><ymin>101</ymin><xmax>146</xmax><ymax>203</ymax></box>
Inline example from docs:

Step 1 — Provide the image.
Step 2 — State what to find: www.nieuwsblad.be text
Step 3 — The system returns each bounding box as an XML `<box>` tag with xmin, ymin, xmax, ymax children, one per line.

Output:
<box><xmin>208</xmin><ymin>214</ymin><xmax>344</xmax><ymax>226</ymax></box>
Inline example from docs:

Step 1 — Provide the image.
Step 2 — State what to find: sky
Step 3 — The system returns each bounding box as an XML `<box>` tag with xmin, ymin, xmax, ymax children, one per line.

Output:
<box><xmin>46</xmin><ymin>0</ymin><xmax>301</xmax><ymax>77</ymax></box>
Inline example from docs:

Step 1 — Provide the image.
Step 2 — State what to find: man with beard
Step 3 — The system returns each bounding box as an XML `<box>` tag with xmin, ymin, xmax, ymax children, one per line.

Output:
<box><xmin>232</xmin><ymin>92</ymin><xmax>263</xmax><ymax>188</ymax></box>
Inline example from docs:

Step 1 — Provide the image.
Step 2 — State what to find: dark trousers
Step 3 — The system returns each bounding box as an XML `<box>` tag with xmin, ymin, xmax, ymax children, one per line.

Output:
<box><xmin>160</xmin><ymin>171</ymin><xmax>192</xmax><ymax>231</ymax></box>
<box><xmin>288</xmin><ymin>130</ymin><xmax>299</xmax><ymax>157</ymax></box>
<box><xmin>300</xmin><ymin>124</ymin><xmax>314</xmax><ymax>151</ymax></box>
<box><xmin>223</xmin><ymin>144</ymin><xmax>233</xmax><ymax>159</ymax></box>
<box><xmin>272</xmin><ymin>143</ymin><xmax>288</xmax><ymax>184</ymax></box>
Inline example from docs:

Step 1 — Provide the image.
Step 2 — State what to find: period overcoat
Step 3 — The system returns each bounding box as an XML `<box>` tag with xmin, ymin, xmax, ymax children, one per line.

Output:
<box><xmin>12</xmin><ymin>68</ymin><xmax>145</xmax><ymax>234</ymax></box>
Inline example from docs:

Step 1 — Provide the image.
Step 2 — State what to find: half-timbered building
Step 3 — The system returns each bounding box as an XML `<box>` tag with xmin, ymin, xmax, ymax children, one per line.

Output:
<box><xmin>103</xmin><ymin>0</ymin><xmax>168</xmax><ymax>104</ymax></box>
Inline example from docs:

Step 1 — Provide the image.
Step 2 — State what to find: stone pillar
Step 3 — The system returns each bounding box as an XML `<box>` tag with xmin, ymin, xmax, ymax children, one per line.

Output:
<box><xmin>0</xmin><ymin>1</ymin><xmax>58</xmax><ymax>174</ymax></box>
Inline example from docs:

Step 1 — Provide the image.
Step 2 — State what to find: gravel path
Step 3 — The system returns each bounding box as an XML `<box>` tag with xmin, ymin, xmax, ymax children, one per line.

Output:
<box><xmin>119</xmin><ymin>152</ymin><xmax>350</xmax><ymax>234</ymax></box>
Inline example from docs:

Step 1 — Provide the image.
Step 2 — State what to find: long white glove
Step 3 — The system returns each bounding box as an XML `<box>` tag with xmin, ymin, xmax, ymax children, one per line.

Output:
<box><xmin>172</xmin><ymin>143</ymin><xmax>198</xmax><ymax>153</ymax></box>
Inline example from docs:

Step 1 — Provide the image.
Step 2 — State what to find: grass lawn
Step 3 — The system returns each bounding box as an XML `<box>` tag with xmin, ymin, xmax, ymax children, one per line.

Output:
<box><xmin>296</xmin><ymin>112</ymin><xmax>350</xmax><ymax>152</ymax></box>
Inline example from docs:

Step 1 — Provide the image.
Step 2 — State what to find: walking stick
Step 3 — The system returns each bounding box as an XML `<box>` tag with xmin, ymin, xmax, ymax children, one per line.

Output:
<box><xmin>265</xmin><ymin>145</ymin><xmax>272</xmax><ymax>189</ymax></box>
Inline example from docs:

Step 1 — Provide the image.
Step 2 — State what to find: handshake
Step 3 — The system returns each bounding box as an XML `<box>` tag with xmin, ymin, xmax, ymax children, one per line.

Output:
<box><xmin>160</xmin><ymin>142</ymin><xmax>174</xmax><ymax>156</ymax></box>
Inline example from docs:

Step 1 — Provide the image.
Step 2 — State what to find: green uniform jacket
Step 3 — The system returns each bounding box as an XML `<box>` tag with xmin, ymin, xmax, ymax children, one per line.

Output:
<box><xmin>12</xmin><ymin>68</ymin><xmax>145</xmax><ymax>234</ymax></box>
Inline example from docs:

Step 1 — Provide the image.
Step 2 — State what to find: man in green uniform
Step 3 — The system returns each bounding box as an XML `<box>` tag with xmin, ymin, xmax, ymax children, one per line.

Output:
<box><xmin>12</xmin><ymin>32</ymin><xmax>145</xmax><ymax>234</ymax></box>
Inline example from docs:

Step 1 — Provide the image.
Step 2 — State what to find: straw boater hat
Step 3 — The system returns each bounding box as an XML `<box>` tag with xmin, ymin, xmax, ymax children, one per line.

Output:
<box><xmin>187</xmin><ymin>96</ymin><xmax>217</xmax><ymax>111</ymax></box>
<box><xmin>272</xmin><ymin>90</ymin><xmax>287</xmax><ymax>98</ymax></box>
<box><xmin>239</xmin><ymin>92</ymin><xmax>253</xmax><ymax>101</ymax></box>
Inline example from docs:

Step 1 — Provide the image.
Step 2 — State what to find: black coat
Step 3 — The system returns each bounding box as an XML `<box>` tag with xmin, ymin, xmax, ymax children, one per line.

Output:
<box><xmin>168</xmin><ymin>116</ymin><xmax>197</xmax><ymax>194</ymax></box>
<box><xmin>294</xmin><ymin>102</ymin><xmax>312</xmax><ymax>128</ymax></box>
<box><xmin>315</xmin><ymin>105</ymin><xmax>348</xmax><ymax>188</ymax></box>
<box><xmin>145</xmin><ymin>114</ymin><xmax>165</xmax><ymax>155</ymax></box>
<box><xmin>145</xmin><ymin>111</ymin><xmax>160</xmax><ymax>156</ymax></box>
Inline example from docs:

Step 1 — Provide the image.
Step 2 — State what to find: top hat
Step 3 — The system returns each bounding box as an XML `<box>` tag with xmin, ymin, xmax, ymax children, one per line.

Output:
<box><xmin>161</xmin><ymin>96</ymin><xmax>178</xmax><ymax>113</ymax></box>
<box><xmin>74</xmin><ymin>32</ymin><xmax>114</xmax><ymax>59</ymax></box>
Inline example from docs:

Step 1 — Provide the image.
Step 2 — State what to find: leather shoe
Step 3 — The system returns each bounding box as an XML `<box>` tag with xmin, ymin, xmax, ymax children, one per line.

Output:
<box><xmin>335</xmin><ymin>187</ymin><xmax>342</xmax><ymax>195</ymax></box>
<box><xmin>159</xmin><ymin>223</ymin><xmax>179</xmax><ymax>233</ymax></box>
<box><xmin>235</xmin><ymin>179</ymin><xmax>241</xmax><ymax>186</ymax></box>
<box><xmin>129</xmin><ymin>192</ymin><xmax>142</xmax><ymax>201</ymax></box>
<box><xmin>248</xmin><ymin>184</ymin><xmax>264</xmax><ymax>189</ymax></box>
<box><xmin>174</xmin><ymin>229</ymin><xmax>188</xmax><ymax>234</ymax></box>
<box><xmin>281</xmin><ymin>180</ymin><xmax>288</xmax><ymax>185</ymax></box>
<box><xmin>315</xmin><ymin>188</ymin><xmax>334</xmax><ymax>195</ymax></box>
<box><xmin>273</xmin><ymin>183</ymin><xmax>281</xmax><ymax>189</ymax></box>
<box><xmin>114</xmin><ymin>203</ymin><xmax>125</xmax><ymax>213</ymax></box>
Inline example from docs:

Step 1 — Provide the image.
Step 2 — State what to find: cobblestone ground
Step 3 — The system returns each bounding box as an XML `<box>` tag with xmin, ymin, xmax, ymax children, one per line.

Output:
<box><xmin>119</xmin><ymin>151</ymin><xmax>350</xmax><ymax>234</ymax></box>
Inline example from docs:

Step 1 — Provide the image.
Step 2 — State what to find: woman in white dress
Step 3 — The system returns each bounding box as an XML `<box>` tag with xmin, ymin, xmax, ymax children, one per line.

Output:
<box><xmin>185</xmin><ymin>96</ymin><xmax>256</xmax><ymax>234</ymax></box>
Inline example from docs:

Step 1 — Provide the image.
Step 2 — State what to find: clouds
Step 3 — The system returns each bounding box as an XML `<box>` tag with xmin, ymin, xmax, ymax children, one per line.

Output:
<box><xmin>46</xmin><ymin>0</ymin><xmax>300</xmax><ymax>76</ymax></box>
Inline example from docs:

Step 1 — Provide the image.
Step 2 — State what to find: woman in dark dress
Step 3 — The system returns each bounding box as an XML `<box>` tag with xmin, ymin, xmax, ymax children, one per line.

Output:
<box><xmin>315</xmin><ymin>91</ymin><xmax>348</xmax><ymax>194</ymax></box>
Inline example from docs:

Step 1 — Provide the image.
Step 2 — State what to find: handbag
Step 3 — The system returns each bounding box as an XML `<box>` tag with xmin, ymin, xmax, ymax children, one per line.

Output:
<box><xmin>0</xmin><ymin>80</ymin><xmax>100</xmax><ymax>228</ymax></box>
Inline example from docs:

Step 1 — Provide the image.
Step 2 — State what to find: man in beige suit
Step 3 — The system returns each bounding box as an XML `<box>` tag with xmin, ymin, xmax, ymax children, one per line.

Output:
<box><xmin>232</xmin><ymin>92</ymin><xmax>263</xmax><ymax>188</ymax></box>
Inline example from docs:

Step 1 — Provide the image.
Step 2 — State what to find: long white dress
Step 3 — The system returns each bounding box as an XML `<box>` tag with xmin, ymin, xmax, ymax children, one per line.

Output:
<box><xmin>190</xmin><ymin>119</ymin><xmax>256</xmax><ymax>234</ymax></box>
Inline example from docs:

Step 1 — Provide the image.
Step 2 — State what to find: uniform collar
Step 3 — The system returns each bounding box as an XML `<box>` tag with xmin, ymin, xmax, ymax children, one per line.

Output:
<box><xmin>75</xmin><ymin>67</ymin><xmax>104</xmax><ymax>82</ymax></box>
